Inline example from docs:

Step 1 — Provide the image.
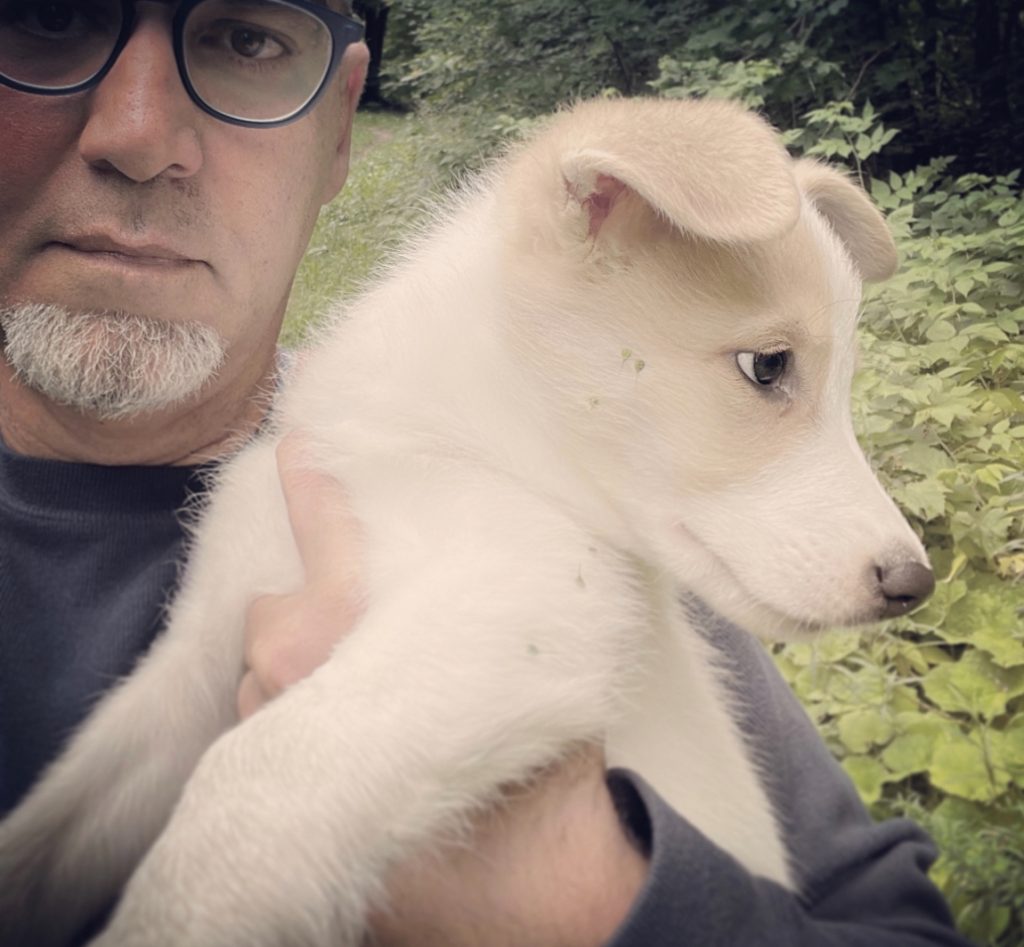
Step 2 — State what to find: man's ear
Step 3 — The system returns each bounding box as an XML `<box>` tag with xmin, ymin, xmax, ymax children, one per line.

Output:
<box><xmin>320</xmin><ymin>43</ymin><xmax>370</xmax><ymax>206</ymax></box>
<box><xmin>557</xmin><ymin>99</ymin><xmax>800</xmax><ymax>245</ymax></box>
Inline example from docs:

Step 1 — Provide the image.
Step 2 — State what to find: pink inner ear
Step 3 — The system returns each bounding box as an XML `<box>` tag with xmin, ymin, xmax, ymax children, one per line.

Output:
<box><xmin>583</xmin><ymin>173</ymin><xmax>627</xmax><ymax>237</ymax></box>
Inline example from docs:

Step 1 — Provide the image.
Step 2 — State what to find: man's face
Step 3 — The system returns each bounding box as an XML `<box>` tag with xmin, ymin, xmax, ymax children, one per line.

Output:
<box><xmin>0</xmin><ymin>3</ymin><xmax>366</xmax><ymax>419</ymax></box>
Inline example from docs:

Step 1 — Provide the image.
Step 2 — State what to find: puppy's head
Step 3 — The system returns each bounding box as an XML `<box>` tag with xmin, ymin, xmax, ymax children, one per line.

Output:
<box><xmin>500</xmin><ymin>98</ymin><xmax>930</xmax><ymax>640</ymax></box>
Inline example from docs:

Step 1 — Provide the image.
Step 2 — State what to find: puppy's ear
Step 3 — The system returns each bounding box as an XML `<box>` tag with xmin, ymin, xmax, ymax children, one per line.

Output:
<box><xmin>794</xmin><ymin>160</ymin><xmax>899</xmax><ymax>281</ymax></box>
<box><xmin>558</xmin><ymin>99</ymin><xmax>800</xmax><ymax>244</ymax></box>
<box><xmin>564</xmin><ymin>171</ymin><xmax>628</xmax><ymax>239</ymax></box>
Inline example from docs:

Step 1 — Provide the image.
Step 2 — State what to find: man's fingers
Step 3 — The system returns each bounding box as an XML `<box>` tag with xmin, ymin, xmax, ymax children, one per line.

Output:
<box><xmin>244</xmin><ymin>592</ymin><xmax>358</xmax><ymax>699</ymax></box>
<box><xmin>235</xmin><ymin>435</ymin><xmax>367</xmax><ymax>721</ymax></box>
<box><xmin>237</xmin><ymin>671</ymin><xmax>268</xmax><ymax>720</ymax></box>
<box><xmin>276</xmin><ymin>432</ymin><xmax>364</xmax><ymax>587</ymax></box>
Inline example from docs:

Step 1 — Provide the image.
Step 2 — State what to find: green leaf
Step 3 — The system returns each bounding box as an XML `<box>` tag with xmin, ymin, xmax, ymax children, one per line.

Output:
<box><xmin>882</xmin><ymin>714</ymin><xmax>963</xmax><ymax>780</ymax></box>
<box><xmin>990</xmin><ymin>717</ymin><xmax>1024</xmax><ymax>779</ymax></box>
<box><xmin>896</xmin><ymin>478</ymin><xmax>948</xmax><ymax>521</ymax></box>
<box><xmin>841</xmin><ymin>755</ymin><xmax>889</xmax><ymax>804</ymax></box>
<box><xmin>871</xmin><ymin>178</ymin><xmax>892</xmax><ymax>200</ymax></box>
<box><xmin>826</xmin><ymin>664</ymin><xmax>892</xmax><ymax>707</ymax></box>
<box><xmin>893</xmin><ymin>443</ymin><xmax>953</xmax><ymax>480</ymax></box>
<box><xmin>941</xmin><ymin>576</ymin><xmax>1024</xmax><ymax>668</ymax></box>
<box><xmin>961</xmin><ymin>903</ymin><xmax>1013</xmax><ymax>945</ymax></box>
<box><xmin>922</xmin><ymin>651</ymin><xmax>1024</xmax><ymax>719</ymax></box>
<box><xmin>930</xmin><ymin>734</ymin><xmax>1009</xmax><ymax>801</ymax></box>
<box><xmin>925</xmin><ymin>320</ymin><xmax>957</xmax><ymax>342</ymax></box>
<box><xmin>881</xmin><ymin>732</ymin><xmax>934</xmax><ymax>778</ymax></box>
<box><xmin>969</xmin><ymin>627</ymin><xmax>1024</xmax><ymax>670</ymax></box>
<box><xmin>838</xmin><ymin>708</ymin><xmax>895</xmax><ymax>754</ymax></box>
<box><xmin>812</xmin><ymin>631</ymin><xmax>862</xmax><ymax>663</ymax></box>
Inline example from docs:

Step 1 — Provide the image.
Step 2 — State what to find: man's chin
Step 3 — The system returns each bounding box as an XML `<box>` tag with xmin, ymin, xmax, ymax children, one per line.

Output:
<box><xmin>0</xmin><ymin>302</ymin><xmax>226</xmax><ymax>421</ymax></box>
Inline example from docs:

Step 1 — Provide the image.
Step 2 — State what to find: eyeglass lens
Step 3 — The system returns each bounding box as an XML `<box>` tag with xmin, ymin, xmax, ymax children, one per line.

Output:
<box><xmin>0</xmin><ymin>0</ymin><xmax>123</xmax><ymax>89</ymax></box>
<box><xmin>184</xmin><ymin>0</ymin><xmax>331</xmax><ymax>122</ymax></box>
<box><xmin>0</xmin><ymin>0</ymin><xmax>333</xmax><ymax>122</ymax></box>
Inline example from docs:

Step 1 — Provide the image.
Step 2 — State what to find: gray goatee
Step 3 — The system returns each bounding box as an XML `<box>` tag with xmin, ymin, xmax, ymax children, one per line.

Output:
<box><xmin>0</xmin><ymin>302</ymin><xmax>226</xmax><ymax>421</ymax></box>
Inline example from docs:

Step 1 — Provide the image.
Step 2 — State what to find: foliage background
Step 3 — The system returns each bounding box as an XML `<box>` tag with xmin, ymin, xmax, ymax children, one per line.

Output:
<box><xmin>287</xmin><ymin>3</ymin><xmax>1023</xmax><ymax>942</ymax></box>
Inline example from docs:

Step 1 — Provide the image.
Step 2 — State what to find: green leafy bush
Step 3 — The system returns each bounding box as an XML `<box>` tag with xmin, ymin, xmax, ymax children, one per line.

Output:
<box><xmin>384</xmin><ymin>0</ymin><xmax>692</xmax><ymax>113</ymax></box>
<box><xmin>383</xmin><ymin>0</ymin><xmax>1021</xmax><ymax>174</ymax></box>
<box><xmin>768</xmin><ymin>114</ymin><xmax>1024</xmax><ymax>947</ymax></box>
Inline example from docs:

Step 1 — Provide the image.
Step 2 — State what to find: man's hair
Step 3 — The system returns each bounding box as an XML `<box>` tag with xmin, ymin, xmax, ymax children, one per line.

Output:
<box><xmin>0</xmin><ymin>304</ymin><xmax>226</xmax><ymax>421</ymax></box>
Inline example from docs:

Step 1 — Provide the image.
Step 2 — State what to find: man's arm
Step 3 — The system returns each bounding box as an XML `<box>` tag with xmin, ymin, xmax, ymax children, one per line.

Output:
<box><xmin>365</xmin><ymin>748</ymin><xmax>646</xmax><ymax>947</ymax></box>
<box><xmin>606</xmin><ymin>764</ymin><xmax>970</xmax><ymax>946</ymax></box>
<box><xmin>598</xmin><ymin>610</ymin><xmax>974</xmax><ymax>946</ymax></box>
<box><xmin>356</xmin><ymin>632</ymin><xmax>974</xmax><ymax>947</ymax></box>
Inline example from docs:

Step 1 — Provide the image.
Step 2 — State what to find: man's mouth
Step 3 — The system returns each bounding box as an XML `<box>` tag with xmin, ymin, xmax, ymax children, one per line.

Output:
<box><xmin>49</xmin><ymin>235</ymin><xmax>203</xmax><ymax>268</ymax></box>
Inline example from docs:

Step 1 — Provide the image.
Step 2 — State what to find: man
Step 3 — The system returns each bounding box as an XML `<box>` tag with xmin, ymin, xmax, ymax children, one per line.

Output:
<box><xmin>0</xmin><ymin>3</ymin><xmax>973</xmax><ymax>944</ymax></box>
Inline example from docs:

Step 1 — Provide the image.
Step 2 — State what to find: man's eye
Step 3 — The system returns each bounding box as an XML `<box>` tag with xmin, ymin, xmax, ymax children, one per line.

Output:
<box><xmin>33</xmin><ymin>0</ymin><xmax>72</xmax><ymax>31</ymax></box>
<box><xmin>7</xmin><ymin>0</ymin><xmax>79</xmax><ymax>36</ymax></box>
<box><xmin>229</xmin><ymin>26</ymin><xmax>279</xmax><ymax>58</ymax></box>
<box><xmin>736</xmin><ymin>350</ymin><xmax>791</xmax><ymax>387</ymax></box>
<box><xmin>198</xmin><ymin>21</ymin><xmax>288</xmax><ymax>60</ymax></box>
<box><xmin>2</xmin><ymin>0</ymin><xmax>116</xmax><ymax>41</ymax></box>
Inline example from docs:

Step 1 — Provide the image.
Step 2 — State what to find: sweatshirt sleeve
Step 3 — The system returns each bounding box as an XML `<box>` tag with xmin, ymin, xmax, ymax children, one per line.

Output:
<box><xmin>603</xmin><ymin>615</ymin><xmax>976</xmax><ymax>947</ymax></box>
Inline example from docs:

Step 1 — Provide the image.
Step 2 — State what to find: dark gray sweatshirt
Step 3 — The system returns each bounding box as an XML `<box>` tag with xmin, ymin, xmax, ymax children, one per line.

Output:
<box><xmin>0</xmin><ymin>436</ymin><xmax>973</xmax><ymax>946</ymax></box>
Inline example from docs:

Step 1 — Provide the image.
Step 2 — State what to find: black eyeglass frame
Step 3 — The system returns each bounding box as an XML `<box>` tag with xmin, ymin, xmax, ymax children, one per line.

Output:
<box><xmin>0</xmin><ymin>0</ymin><xmax>365</xmax><ymax>127</ymax></box>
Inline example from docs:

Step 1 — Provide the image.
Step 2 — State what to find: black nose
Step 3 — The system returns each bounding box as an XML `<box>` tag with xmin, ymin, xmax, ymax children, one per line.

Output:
<box><xmin>876</xmin><ymin>561</ymin><xmax>935</xmax><ymax>617</ymax></box>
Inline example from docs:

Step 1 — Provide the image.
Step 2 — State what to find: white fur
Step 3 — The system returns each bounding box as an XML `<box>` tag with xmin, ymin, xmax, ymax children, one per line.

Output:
<box><xmin>0</xmin><ymin>98</ymin><xmax>926</xmax><ymax>947</ymax></box>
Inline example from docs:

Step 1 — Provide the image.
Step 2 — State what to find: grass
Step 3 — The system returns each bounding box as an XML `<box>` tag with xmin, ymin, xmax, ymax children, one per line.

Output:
<box><xmin>282</xmin><ymin>110</ymin><xmax>439</xmax><ymax>345</ymax></box>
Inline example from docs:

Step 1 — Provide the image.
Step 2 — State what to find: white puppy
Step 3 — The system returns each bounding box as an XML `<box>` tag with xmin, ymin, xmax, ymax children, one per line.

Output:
<box><xmin>0</xmin><ymin>97</ymin><xmax>933</xmax><ymax>947</ymax></box>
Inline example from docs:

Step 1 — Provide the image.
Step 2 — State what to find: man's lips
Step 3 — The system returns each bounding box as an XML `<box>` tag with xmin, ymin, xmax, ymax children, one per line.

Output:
<box><xmin>49</xmin><ymin>235</ymin><xmax>203</xmax><ymax>266</ymax></box>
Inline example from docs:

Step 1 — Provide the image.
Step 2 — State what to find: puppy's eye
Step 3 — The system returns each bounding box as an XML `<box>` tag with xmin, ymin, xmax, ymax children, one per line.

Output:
<box><xmin>737</xmin><ymin>350</ymin><xmax>790</xmax><ymax>387</ymax></box>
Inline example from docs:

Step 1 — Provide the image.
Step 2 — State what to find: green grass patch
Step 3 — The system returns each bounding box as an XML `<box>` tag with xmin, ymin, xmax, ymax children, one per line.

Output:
<box><xmin>283</xmin><ymin>110</ymin><xmax>441</xmax><ymax>344</ymax></box>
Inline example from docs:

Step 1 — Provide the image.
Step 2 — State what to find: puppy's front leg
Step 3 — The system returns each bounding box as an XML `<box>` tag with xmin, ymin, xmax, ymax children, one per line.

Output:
<box><xmin>92</xmin><ymin>530</ymin><xmax>643</xmax><ymax>947</ymax></box>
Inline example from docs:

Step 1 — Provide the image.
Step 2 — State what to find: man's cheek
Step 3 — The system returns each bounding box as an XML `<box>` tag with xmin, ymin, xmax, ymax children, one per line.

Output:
<box><xmin>0</xmin><ymin>97</ymin><xmax>81</xmax><ymax>213</ymax></box>
<box><xmin>0</xmin><ymin>97</ymin><xmax>83</xmax><ymax>299</ymax></box>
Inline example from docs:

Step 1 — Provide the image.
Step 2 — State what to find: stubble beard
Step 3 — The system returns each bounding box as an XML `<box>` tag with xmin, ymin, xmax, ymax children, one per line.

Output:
<box><xmin>0</xmin><ymin>302</ymin><xmax>227</xmax><ymax>422</ymax></box>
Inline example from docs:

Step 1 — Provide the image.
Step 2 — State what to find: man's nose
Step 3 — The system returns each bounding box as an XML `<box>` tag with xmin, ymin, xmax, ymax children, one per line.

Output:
<box><xmin>78</xmin><ymin>14</ymin><xmax>204</xmax><ymax>183</ymax></box>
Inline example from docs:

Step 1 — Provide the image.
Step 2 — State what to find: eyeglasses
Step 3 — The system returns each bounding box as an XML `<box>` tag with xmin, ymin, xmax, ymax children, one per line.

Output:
<box><xmin>0</xmin><ymin>0</ymin><xmax>364</xmax><ymax>127</ymax></box>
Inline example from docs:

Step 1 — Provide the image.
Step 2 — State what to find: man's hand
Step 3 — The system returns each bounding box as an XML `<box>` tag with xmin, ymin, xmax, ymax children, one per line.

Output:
<box><xmin>236</xmin><ymin>436</ymin><xmax>649</xmax><ymax>946</ymax></box>
<box><xmin>368</xmin><ymin>746</ymin><xmax>649</xmax><ymax>947</ymax></box>
<box><xmin>238</xmin><ymin>434</ymin><xmax>365</xmax><ymax>719</ymax></box>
